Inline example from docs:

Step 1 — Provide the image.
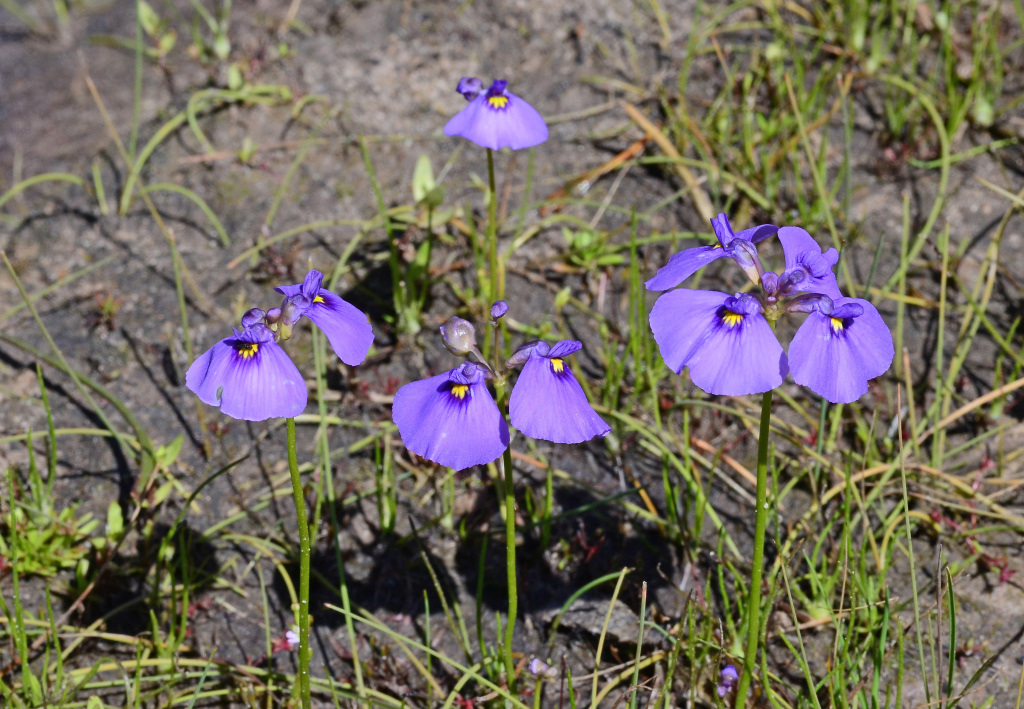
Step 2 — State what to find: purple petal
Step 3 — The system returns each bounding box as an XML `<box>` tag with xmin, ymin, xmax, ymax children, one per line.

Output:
<box><xmin>275</xmin><ymin>279</ymin><xmax>373</xmax><ymax>366</ymax></box>
<box><xmin>777</xmin><ymin>226</ymin><xmax>841</xmax><ymax>299</ymax></box>
<box><xmin>645</xmin><ymin>244</ymin><xmax>728</xmax><ymax>291</ymax></box>
<box><xmin>510</xmin><ymin>352</ymin><xmax>610</xmax><ymax>444</ymax></box>
<box><xmin>650</xmin><ymin>290</ymin><xmax>787</xmax><ymax>396</ymax></box>
<box><xmin>734</xmin><ymin>223</ymin><xmax>780</xmax><ymax>244</ymax></box>
<box><xmin>547</xmin><ymin>340</ymin><xmax>583</xmax><ymax>358</ymax></box>
<box><xmin>392</xmin><ymin>364</ymin><xmax>509</xmax><ymax>471</ymax></box>
<box><xmin>185</xmin><ymin>326</ymin><xmax>307</xmax><ymax>421</ymax></box>
<box><xmin>305</xmin><ymin>290</ymin><xmax>374</xmax><ymax>366</ymax></box>
<box><xmin>789</xmin><ymin>297</ymin><xmax>893</xmax><ymax>403</ymax></box>
<box><xmin>711</xmin><ymin>212</ymin><xmax>779</xmax><ymax>247</ymax></box>
<box><xmin>443</xmin><ymin>91</ymin><xmax>548</xmax><ymax>151</ymax></box>
<box><xmin>301</xmin><ymin>270</ymin><xmax>324</xmax><ymax>299</ymax></box>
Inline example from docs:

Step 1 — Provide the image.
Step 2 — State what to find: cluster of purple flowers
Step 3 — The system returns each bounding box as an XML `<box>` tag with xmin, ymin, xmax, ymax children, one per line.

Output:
<box><xmin>186</xmin><ymin>270</ymin><xmax>373</xmax><ymax>421</ymax></box>
<box><xmin>648</xmin><ymin>214</ymin><xmax>893</xmax><ymax>403</ymax></box>
<box><xmin>392</xmin><ymin>304</ymin><xmax>609</xmax><ymax>471</ymax></box>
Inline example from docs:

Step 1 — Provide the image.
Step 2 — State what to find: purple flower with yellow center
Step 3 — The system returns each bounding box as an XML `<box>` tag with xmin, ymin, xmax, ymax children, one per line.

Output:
<box><xmin>648</xmin><ymin>214</ymin><xmax>894</xmax><ymax>403</ymax></box>
<box><xmin>443</xmin><ymin>78</ymin><xmax>548</xmax><ymax>151</ymax></box>
<box><xmin>508</xmin><ymin>340</ymin><xmax>610</xmax><ymax>444</ymax></box>
<box><xmin>788</xmin><ymin>296</ymin><xmax>894</xmax><ymax>403</ymax></box>
<box><xmin>645</xmin><ymin>213</ymin><xmax>779</xmax><ymax>291</ymax></box>
<box><xmin>392</xmin><ymin>362</ymin><xmax>509</xmax><ymax>471</ymax></box>
<box><xmin>185</xmin><ymin>309</ymin><xmax>307</xmax><ymax>421</ymax></box>
<box><xmin>650</xmin><ymin>291</ymin><xmax>788</xmax><ymax>396</ymax></box>
<box><xmin>275</xmin><ymin>270</ymin><xmax>373</xmax><ymax>366</ymax></box>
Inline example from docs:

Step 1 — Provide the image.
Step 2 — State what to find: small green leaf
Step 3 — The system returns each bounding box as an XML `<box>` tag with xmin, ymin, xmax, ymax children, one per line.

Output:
<box><xmin>227</xmin><ymin>64</ymin><xmax>243</xmax><ymax>91</ymax></box>
<box><xmin>213</xmin><ymin>33</ymin><xmax>231</xmax><ymax>60</ymax></box>
<box><xmin>411</xmin><ymin>154</ymin><xmax>435</xmax><ymax>203</ymax></box>
<box><xmin>163</xmin><ymin>435</ymin><xmax>184</xmax><ymax>466</ymax></box>
<box><xmin>138</xmin><ymin>0</ymin><xmax>161</xmax><ymax>36</ymax></box>
<box><xmin>554</xmin><ymin>287</ymin><xmax>571</xmax><ymax>310</ymax></box>
<box><xmin>106</xmin><ymin>501</ymin><xmax>124</xmax><ymax>540</ymax></box>
<box><xmin>158</xmin><ymin>29</ymin><xmax>177</xmax><ymax>54</ymax></box>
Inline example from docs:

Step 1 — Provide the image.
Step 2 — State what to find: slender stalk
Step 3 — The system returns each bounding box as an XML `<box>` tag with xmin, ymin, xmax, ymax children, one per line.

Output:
<box><xmin>486</xmin><ymin>148</ymin><xmax>500</xmax><ymax>303</ymax></box>
<box><xmin>501</xmin><ymin>443</ymin><xmax>518</xmax><ymax>691</ymax></box>
<box><xmin>736</xmin><ymin>389</ymin><xmax>774</xmax><ymax>703</ymax></box>
<box><xmin>286</xmin><ymin>418</ymin><xmax>312</xmax><ymax>709</ymax></box>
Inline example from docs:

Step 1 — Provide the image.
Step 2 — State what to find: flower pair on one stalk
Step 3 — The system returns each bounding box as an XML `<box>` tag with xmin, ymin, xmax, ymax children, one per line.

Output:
<box><xmin>186</xmin><ymin>270</ymin><xmax>373</xmax><ymax>421</ymax></box>
<box><xmin>392</xmin><ymin>303</ymin><xmax>609</xmax><ymax>471</ymax></box>
<box><xmin>648</xmin><ymin>214</ymin><xmax>893</xmax><ymax>403</ymax></box>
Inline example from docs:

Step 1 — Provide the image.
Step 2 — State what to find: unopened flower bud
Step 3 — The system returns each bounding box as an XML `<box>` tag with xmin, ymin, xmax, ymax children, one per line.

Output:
<box><xmin>440</xmin><ymin>316</ymin><xmax>477</xmax><ymax>356</ymax></box>
<box><xmin>281</xmin><ymin>295</ymin><xmax>310</xmax><ymax>326</ymax></box>
<box><xmin>728</xmin><ymin>239</ymin><xmax>764</xmax><ymax>286</ymax></box>
<box><xmin>490</xmin><ymin>300</ymin><xmax>509</xmax><ymax>320</ymax></box>
<box><xmin>241</xmin><ymin>308</ymin><xmax>266</xmax><ymax>328</ymax></box>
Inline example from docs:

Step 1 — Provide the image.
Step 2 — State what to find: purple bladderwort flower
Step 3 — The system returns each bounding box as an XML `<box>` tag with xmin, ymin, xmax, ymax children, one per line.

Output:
<box><xmin>648</xmin><ymin>217</ymin><xmax>893</xmax><ymax>402</ymax></box>
<box><xmin>649</xmin><ymin>291</ymin><xmax>788</xmax><ymax>396</ymax></box>
<box><xmin>788</xmin><ymin>297</ymin><xmax>894</xmax><ymax>403</ymax></box>
<box><xmin>717</xmin><ymin>664</ymin><xmax>738</xmax><ymax>698</ymax></box>
<box><xmin>392</xmin><ymin>361</ymin><xmax>509</xmax><ymax>471</ymax></box>
<box><xmin>393</xmin><ymin>306</ymin><xmax>607</xmax><ymax>469</ymax></box>
<box><xmin>508</xmin><ymin>340</ymin><xmax>611</xmax><ymax>444</ymax></box>
<box><xmin>186</xmin><ymin>308</ymin><xmax>307</xmax><ymax>421</ymax></box>
<box><xmin>275</xmin><ymin>270</ymin><xmax>374</xmax><ymax>366</ymax></box>
<box><xmin>444</xmin><ymin>78</ymin><xmax>548</xmax><ymax>151</ymax></box>
<box><xmin>645</xmin><ymin>213</ymin><xmax>779</xmax><ymax>291</ymax></box>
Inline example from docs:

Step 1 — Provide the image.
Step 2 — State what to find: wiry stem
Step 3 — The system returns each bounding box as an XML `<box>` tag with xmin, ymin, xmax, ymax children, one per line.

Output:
<box><xmin>735</xmin><ymin>390</ymin><xmax>773</xmax><ymax>704</ymax></box>
<box><xmin>486</xmin><ymin>148</ymin><xmax>500</xmax><ymax>303</ymax></box>
<box><xmin>501</xmin><ymin>443</ymin><xmax>517</xmax><ymax>691</ymax></box>
<box><xmin>286</xmin><ymin>418</ymin><xmax>312</xmax><ymax>709</ymax></box>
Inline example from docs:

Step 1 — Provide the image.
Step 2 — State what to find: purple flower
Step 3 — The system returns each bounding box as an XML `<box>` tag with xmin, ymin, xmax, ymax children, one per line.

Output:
<box><xmin>285</xmin><ymin>630</ymin><xmax>300</xmax><ymax>650</ymax></box>
<box><xmin>392</xmin><ymin>362</ymin><xmax>509</xmax><ymax>471</ymax></box>
<box><xmin>717</xmin><ymin>664</ymin><xmax>738</xmax><ymax>697</ymax></box>
<box><xmin>649</xmin><ymin>290</ymin><xmax>787</xmax><ymax>396</ymax></box>
<box><xmin>509</xmin><ymin>341</ymin><xmax>610</xmax><ymax>444</ymax></box>
<box><xmin>645</xmin><ymin>213</ymin><xmax>778</xmax><ymax>291</ymax></box>
<box><xmin>788</xmin><ymin>297</ymin><xmax>894</xmax><ymax>403</ymax></box>
<box><xmin>186</xmin><ymin>314</ymin><xmax>307</xmax><ymax>421</ymax></box>
<box><xmin>776</xmin><ymin>226</ymin><xmax>842</xmax><ymax>299</ymax></box>
<box><xmin>444</xmin><ymin>78</ymin><xmax>548</xmax><ymax>151</ymax></box>
<box><xmin>275</xmin><ymin>270</ymin><xmax>373</xmax><ymax>366</ymax></box>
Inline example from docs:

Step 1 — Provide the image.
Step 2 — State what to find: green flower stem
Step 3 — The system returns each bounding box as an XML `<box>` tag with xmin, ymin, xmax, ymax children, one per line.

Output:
<box><xmin>501</xmin><ymin>442</ymin><xmax>518</xmax><ymax>691</ymax></box>
<box><xmin>736</xmin><ymin>389</ymin><xmax>773</xmax><ymax>704</ymax></box>
<box><xmin>286</xmin><ymin>418</ymin><xmax>312</xmax><ymax>709</ymax></box>
<box><xmin>486</xmin><ymin>147</ymin><xmax>500</xmax><ymax>304</ymax></box>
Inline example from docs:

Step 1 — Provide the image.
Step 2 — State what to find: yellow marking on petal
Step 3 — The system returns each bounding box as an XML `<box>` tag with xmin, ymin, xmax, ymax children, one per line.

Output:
<box><xmin>313</xmin><ymin>295</ymin><xmax>325</xmax><ymax>304</ymax></box>
<box><xmin>830</xmin><ymin>317</ymin><xmax>845</xmax><ymax>333</ymax></box>
<box><xmin>721</xmin><ymin>310</ymin><xmax>744</xmax><ymax>328</ymax></box>
<box><xmin>551</xmin><ymin>358</ymin><xmax>564</xmax><ymax>373</ymax></box>
<box><xmin>487</xmin><ymin>95</ymin><xmax>509</xmax><ymax>109</ymax></box>
<box><xmin>236</xmin><ymin>342</ymin><xmax>259</xmax><ymax>359</ymax></box>
<box><xmin>711</xmin><ymin>242</ymin><xmax>723</xmax><ymax>249</ymax></box>
<box><xmin>450</xmin><ymin>384</ymin><xmax>469</xmax><ymax>400</ymax></box>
